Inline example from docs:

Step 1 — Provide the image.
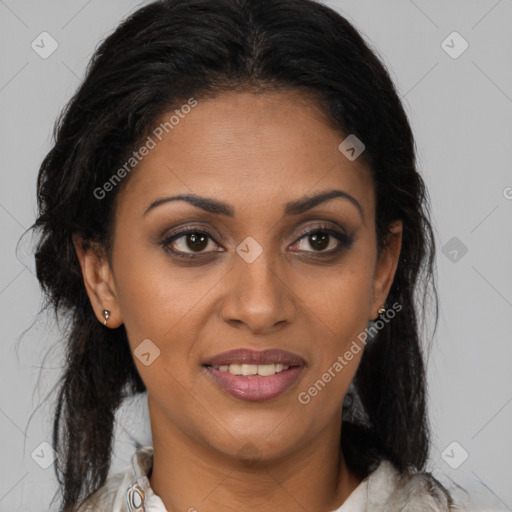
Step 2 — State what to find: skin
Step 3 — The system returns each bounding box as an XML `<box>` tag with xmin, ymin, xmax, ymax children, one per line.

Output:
<box><xmin>73</xmin><ymin>90</ymin><xmax>402</xmax><ymax>512</ymax></box>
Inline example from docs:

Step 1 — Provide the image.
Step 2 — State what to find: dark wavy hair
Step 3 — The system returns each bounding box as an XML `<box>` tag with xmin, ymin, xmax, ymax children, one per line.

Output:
<box><xmin>30</xmin><ymin>0</ymin><xmax>439</xmax><ymax>510</ymax></box>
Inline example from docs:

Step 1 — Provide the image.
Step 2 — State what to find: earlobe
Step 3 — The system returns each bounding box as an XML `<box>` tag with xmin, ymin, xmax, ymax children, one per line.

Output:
<box><xmin>72</xmin><ymin>233</ymin><xmax>122</xmax><ymax>328</ymax></box>
<box><xmin>371</xmin><ymin>220</ymin><xmax>403</xmax><ymax>319</ymax></box>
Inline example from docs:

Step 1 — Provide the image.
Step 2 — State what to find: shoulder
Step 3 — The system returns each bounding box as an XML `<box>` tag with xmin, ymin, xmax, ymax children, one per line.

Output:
<box><xmin>364</xmin><ymin>459</ymin><xmax>508</xmax><ymax>512</ymax></box>
<box><xmin>77</xmin><ymin>446</ymin><xmax>157</xmax><ymax>512</ymax></box>
<box><xmin>364</xmin><ymin>459</ymin><xmax>452</xmax><ymax>511</ymax></box>
<box><xmin>77</xmin><ymin>469</ymin><xmax>134</xmax><ymax>512</ymax></box>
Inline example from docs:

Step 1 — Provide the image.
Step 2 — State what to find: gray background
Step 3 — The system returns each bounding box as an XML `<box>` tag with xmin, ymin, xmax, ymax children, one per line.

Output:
<box><xmin>0</xmin><ymin>0</ymin><xmax>511</xmax><ymax>510</ymax></box>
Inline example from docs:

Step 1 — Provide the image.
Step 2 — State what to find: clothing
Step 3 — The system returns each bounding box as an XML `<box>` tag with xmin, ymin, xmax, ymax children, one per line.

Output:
<box><xmin>76</xmin><ymin>446</ymin><xmax>505</xmax><ymax>512</ymax></box>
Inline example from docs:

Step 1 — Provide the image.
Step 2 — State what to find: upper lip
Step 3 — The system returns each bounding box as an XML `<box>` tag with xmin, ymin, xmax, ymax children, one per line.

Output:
<box><xmin>204</xmin><ymin>348</ymin><xmax>306</xmax><ymax>367</ymax></box>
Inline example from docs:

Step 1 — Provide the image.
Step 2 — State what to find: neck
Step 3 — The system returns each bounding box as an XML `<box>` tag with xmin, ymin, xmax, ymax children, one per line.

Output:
<box><xmin>148</xmin><ymin>406</ymin><xmax>362</xmax><ymax>512</ymax></box>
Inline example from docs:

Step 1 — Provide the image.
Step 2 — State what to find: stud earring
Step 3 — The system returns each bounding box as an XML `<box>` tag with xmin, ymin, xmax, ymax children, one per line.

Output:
<box><xmin>103</xmin><ymin>309</ymin><xmax>111</xmax><ymax>326</ymax></box>
<box><xmin>377</xmin><ymin>305</ymin><xmax>386</xmax><ymax>315</ymax></box>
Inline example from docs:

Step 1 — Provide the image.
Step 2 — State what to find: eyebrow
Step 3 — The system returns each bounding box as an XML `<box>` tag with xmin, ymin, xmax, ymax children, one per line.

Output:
<box><xmin>144</xmin><ymin>189</ymin><xmax>364</xmax><ymax>220</ymax></box>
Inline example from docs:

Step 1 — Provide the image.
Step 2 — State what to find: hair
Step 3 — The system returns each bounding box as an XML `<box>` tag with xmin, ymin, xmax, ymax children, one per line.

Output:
<box><xmin>31</xmin><ymin>0</ymin><xmax>440</xmax><ymax>510</ymax></box>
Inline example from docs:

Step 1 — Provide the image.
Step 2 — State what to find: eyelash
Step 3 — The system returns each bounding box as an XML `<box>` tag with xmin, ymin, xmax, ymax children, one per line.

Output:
<box><xmin>159</xmin><ymin>223</ymin><xmax>354</xmax><ymax>261</ymax></box>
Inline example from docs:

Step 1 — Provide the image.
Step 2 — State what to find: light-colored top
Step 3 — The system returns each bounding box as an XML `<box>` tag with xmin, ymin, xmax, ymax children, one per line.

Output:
<box><xmin>76</xmin><ymin>446</ymin><xmax>506</xmax><ymax>512</ymax></box>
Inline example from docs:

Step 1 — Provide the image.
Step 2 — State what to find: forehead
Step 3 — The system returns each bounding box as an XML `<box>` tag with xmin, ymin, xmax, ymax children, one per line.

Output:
<box><xmin>116</xmin><ymin>90</ymin><xmax>374</xmax><ymax>218</ymax></box>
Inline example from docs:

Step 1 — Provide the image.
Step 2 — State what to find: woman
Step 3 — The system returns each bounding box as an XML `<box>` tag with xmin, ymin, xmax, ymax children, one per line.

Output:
<box><xmin>32</xmin><ymin>0</ymin><xmax>473</xmax><ymax>510</ymax></box>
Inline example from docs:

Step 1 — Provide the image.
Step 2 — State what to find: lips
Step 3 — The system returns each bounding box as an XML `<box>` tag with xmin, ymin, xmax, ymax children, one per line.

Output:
<box><xmin>203</xmin><ymin>348</ymin><xmax>306</xmax><ymax>402</ymax></box>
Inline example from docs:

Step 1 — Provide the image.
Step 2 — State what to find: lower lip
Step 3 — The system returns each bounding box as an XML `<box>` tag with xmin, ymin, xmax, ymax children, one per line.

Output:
<box><xmin>204</xmin><ymin>366</ymin><xmax>303</xmax><ymax>402</ymax></box>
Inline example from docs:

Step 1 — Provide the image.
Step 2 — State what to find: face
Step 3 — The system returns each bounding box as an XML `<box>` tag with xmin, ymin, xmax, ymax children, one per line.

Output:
<box><xmin>75</xmin><ymin>90</ymin><xmax>402</xmax><ymax>463</ymax></box>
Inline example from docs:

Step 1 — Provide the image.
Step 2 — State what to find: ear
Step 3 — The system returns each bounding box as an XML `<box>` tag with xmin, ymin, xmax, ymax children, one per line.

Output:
<box><xmin>72</xmin><ymin>233</ymin><xmax>122</xmax><ymax>328</ymax></box>
<box><xmin>370</xmin><ymin>220</ymin><xmax>403</xmax><ymax>319</ymax></box>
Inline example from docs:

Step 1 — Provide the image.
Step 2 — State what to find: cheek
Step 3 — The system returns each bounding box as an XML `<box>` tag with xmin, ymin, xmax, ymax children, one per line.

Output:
<box><xmin>110</xmin><ymin>236</ymin><xmax>231</xmax><ymax>401</ymax></box>
<box><xmin>292</xmin><ymin>254</ymin><xmax>374</xmax><ymax>405</ymax></box>
<box><xmin>296</xmin><ymin>255</ymin><xmax>375</xmax><ymax>344</ymax></box>
<box><xmin>111</xmin><ymin>235</ymin><xmax>214</xmax><ymax>343</ymax></box>
<box><xmin>111</xmin><ymin>248</ymin><xmax>209</xmax><ymax>411</ymax></box>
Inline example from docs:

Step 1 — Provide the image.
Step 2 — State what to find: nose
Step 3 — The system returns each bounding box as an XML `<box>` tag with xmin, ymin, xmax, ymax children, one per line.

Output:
<box><xmin>219</xmin><ymin>249</ymin><xmax>296</xmax><ymax>334</ymax></box>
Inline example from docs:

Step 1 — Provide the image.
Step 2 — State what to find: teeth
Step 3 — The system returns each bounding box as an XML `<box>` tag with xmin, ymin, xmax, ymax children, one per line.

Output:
<box><xmin>257</xmin><ymin>364</ymin><xmax>276</xmax><ymax>376</ymax></box>
<box><xmin>216</xmin><ymin>363</ymin><xmax>291</xmax><ymax>376</ymax></box>
<box><xmin>241</xmin><ymin>364</ymin><xmax>257</xmax><ymax>376</ymax></box>
<box><xmin>228</xmin><ymin>364</ymin><xmax>242</xmax><ymax>375</ymax></box>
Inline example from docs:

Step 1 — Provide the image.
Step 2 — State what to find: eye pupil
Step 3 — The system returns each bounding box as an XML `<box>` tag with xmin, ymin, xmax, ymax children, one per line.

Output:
<box><xmin>310</xmin><ymin>232</ymin><xmax>329</xmax><ymax>251</ymax></box>
<box><xmin>187</xmin><ymin>233</ymin><xmax>208</xmax><ymax>251</ymax></box>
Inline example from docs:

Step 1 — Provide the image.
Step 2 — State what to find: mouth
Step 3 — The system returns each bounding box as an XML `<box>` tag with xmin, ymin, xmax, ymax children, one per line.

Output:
<box><xmin>207</xmin><ymin>362</ymin><xmax>294</xmax><ymax>376</ymax></box>
<box><xmin>203</xmin><ymin>348</ymin><xmax>306</xmax><ymax>402</ymax></box>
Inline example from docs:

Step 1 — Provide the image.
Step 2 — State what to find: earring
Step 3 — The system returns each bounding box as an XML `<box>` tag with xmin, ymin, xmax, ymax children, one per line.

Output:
<box><xmin>377</xmin><ymin>305</ymin><xmax>386</xmax><ymax>315</ymax></box>
<box><xmin>103</xmin><ymin>309</ymin><xmax>111</xmax><ymax>326</ymax></box>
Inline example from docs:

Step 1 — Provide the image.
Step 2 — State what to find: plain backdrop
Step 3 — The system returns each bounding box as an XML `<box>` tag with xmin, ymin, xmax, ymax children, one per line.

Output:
<box><xmin>0</xmin><ymin>0</ymin><xmax>511</xmax><ymax>510</ymax></box>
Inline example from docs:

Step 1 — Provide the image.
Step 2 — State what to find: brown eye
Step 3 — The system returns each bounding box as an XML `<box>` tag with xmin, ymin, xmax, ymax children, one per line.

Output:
<box><xmin>290</xmin><ymin>225</ymin><xmax>354</xmax><ymax>254</ymax></box>
<box><xmin>306</xmin><ymin>231</ymin><xmax>331</xmax><ymax>251</ymax></box>
<box><xmin>181</xmin><ymin>232</ymin><xmax>210</xmax><ymax>252</ymax></box>
<box><xmin>161</xmin><ymin>229</ymin><xmax>221</xmax><ymax>258</ymax></box>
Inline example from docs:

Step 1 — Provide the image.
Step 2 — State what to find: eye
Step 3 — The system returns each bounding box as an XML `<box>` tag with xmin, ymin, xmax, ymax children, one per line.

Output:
<box><xmin>160</xmin><ymin>228</ymin><xmax>222</xmax><ymax>259</ymax></box>
<box><xmin>290</xmin><ymin>224</ymin><xmax>354</xmax><ymax>254</ymax></box>
<box><xmin>159</xmin><ymin>223</ymin><xmax>354</xmax><ymax>260</ymax></box>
